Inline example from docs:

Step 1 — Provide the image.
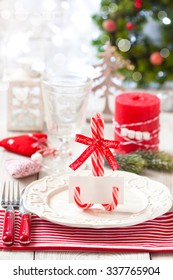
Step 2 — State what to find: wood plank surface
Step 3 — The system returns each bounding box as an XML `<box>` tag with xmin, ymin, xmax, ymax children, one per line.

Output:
<box><xmin>35</xmin><ymin>251</ymin><xmax>150</xmax><ymax>260</ymax></box>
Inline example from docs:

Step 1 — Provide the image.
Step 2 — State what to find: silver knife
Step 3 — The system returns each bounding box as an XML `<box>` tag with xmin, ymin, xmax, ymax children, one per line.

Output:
<box><xmin>19</xmin><ymin>189</ymin><xmax>31</xmax><ymax>245</ymax></box>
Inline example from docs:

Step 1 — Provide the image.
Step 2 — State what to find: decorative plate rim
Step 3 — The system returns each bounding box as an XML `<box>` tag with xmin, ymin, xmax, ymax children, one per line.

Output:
<box><xmin>23</xmin><ymin>170</ymin><xmax>173</xmax><ymax>228</ymax></box>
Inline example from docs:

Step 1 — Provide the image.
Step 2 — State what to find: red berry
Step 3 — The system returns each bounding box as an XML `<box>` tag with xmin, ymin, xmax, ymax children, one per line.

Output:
<box><xmin>150</xmin><ymin>52</ymin><xmax>163</xmax><ymax>65</ymax></box>
<box><xmin>102</xmin><ymin>19</ymin><xmax>116</xmax><ymax>33</ymax></box>
<box><xmin>126</xmin><ymin>22</ymin><xmax>134</xmax><ymax>30</ymax></box>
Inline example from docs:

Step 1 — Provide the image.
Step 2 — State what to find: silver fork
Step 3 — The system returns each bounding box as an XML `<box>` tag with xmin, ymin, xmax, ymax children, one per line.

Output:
<box><xmin>1</xmin><ymin>182</ymin><xmax>20</xmax><ymax>245</ymax></box>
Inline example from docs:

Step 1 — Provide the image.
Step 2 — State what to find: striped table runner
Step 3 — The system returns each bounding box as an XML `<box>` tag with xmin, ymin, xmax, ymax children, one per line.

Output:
<box><xmin>0</xmin><ymin>210</ymin><xmax>173</xmax><ymax>252</ymax></box>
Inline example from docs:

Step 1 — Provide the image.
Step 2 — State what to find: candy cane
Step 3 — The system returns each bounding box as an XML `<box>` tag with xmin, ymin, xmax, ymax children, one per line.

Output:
<box><xmin>73</xmin><ymin>113</ymin><xmax>119</xmax><ymax>211</ymax></box>
<box><xmin>102</xmin><ymin>186</ymin><xmax>119</xmax><ymax>211</ymax></box>
<box><xmin>72</xmin><ymin>114</ymin><xmax>99</xmax><ymax>210</ymax></box>
<box><xmin>96</xmin><ymin>114</ymin><xmax>118</xmax><ymax>211</ymax></box>
<box><xmin>97</xmin><ymin>115</ymin><xmax>105</xmax><ymax>176</ymax></box>
<box><xmin>91</xmin><ymin>114</ymin><xmax>99</xmax><ymax>176</ymax></box>
<box><xmin>74</xmin><ymin>186</ymin><xmax>93</xmax><ymax>210</ymax></box>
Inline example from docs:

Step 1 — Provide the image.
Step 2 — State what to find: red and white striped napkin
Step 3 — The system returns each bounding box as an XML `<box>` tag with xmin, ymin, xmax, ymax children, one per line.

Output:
<box><xmin>0</xmin><ymin>210</ymin><xmax>173</xmax><ymax>252</ymax></box>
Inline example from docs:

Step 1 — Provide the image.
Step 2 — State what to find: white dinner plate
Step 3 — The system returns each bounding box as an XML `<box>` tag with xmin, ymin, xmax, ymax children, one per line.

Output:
<box><xmin>23</xmin><ymin>170</ymin><xmax>172</xmax><ymax>228</ymax></box>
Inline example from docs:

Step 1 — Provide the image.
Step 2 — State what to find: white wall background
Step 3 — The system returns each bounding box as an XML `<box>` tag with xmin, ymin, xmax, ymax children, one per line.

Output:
<box><xmin>0</xmin><ymin>0</ymin><xmax>101</xmax><ymax>125</ymax></box>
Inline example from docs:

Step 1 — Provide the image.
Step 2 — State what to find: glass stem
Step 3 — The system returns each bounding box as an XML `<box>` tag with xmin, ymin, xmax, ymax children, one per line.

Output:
<box><xmin>59</xmin><ymin>137</ymin><xmax>71</xmax><ymax>160</ymax></box>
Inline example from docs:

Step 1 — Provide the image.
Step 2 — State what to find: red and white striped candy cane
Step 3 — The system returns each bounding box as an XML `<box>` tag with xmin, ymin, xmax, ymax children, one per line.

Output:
<box><xmin>91</xmin><ymin>114</ymin><xmax>99</xmax><ymax>176</ymax></box>
<box><xmin>97</xmin><ymin>114</ymin><xmax>105</xmax><ymax>176</ymax></box>
<box><xmin>73</xmin><ymin>113</ymin><xmax>119</xmax><ymax>211</ymax></box>
<box><xmin>72</xmin><ymin>114</ymin><xmax>99</xmax><ymax>210</ymax></box>
<box><xmin>102</xmin><ymin>186</ymin><xmax>119</xmax><ymax>211</ymax></box>
<box><xmin>96</xmin><ymin>114</ymin><xmax>119</xmax><ymax>211</ymax></box>
<box><xmin>73</xmin><ymin>114</ymin><xmax>99</xmax><ymax>210</ymax></box>
<box><xmin>74</xmin><ymin>186</ymin><xmax>93</xmax><ymax>210</ymax></box>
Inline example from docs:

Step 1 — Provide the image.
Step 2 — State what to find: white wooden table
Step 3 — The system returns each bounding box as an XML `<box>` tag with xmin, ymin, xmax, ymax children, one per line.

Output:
<box><xmin>0</xmin><ymin>94</ymin><xmax>173</xmax><ymax>260</ymax></box>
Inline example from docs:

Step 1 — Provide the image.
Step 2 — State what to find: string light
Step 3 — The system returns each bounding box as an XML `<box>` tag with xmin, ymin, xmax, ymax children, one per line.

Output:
<box><xmin>162</xmin><ymin>17</ymin><xmax>171</xmax><ymax>25</ymax></box>
<box><xmin>118</xmin><ymin>39</ymin><xmax>131</xmax><ymax>52</ymax></box>
<box><xmin>158</xmin><ymin>71</ymin><xmax>164</xmax><ymax>77</ymax></box>
<box><xmin>132</xmin><ymin>72</ymin><xmax>142</xmax><ymax>81</ymax></box>
<box><xmin>160</xmin><ymin>48</ymin><xmax>170</xmax><ymax>58</ymax></box>
<box><xmin>158</xmin><ymin>11</ymin><xmax>167</xmax><ymax>20</ymax></box>
<box><xmin>109</xmin><ymin>3</ymin><xmax>118</xmax><ymax>13</ymax></box>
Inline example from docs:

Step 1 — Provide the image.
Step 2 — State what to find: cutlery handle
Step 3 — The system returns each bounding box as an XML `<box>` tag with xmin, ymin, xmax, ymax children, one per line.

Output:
<box><xmin>19</xmin><ymin>213</ymin><xmax>31</xmax><ymax>245</ymax></box>
<box><xmin>2</xmin><ymin>210</ymin><xmax>14</xmax><ymax>245</ymax></box>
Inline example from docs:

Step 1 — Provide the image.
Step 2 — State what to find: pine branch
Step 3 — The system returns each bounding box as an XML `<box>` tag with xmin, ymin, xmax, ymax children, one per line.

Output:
<box><xmin>105</xmin><ymin>149</ymin><xmax>173</xmax><ymax>173</ymax></box>
<box><xmin>115</xmin><ymin>153</ymin><xmax>146</xmax><ymax>174</ymax></box>
<box><xmin>136</xmin><ymin>150</ymin><xmax>173</xmax><ymax>172</ymax></box>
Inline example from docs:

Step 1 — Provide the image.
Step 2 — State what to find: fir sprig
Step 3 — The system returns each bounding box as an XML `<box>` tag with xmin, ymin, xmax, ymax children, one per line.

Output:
<box><xmin>105</xmin><ymin>150</ymin><xmax>173</xmax><ymax>174</ymax></box>
<box><xmin>136</xmin><ymin>149</ymin><xmax>173</xmax><ymax>172</ymax></box>
<box><xmin>115</xmin><ymin>153</ymin><xmax>146</xmax><ymax>174</ymax></box>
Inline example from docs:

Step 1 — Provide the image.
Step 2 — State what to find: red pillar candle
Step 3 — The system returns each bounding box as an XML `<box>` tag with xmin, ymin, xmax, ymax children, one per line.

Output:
<box><xmin>114</xmin><ymin>92</ymin><xmax>160</xmax><ymax>153</ymax></box>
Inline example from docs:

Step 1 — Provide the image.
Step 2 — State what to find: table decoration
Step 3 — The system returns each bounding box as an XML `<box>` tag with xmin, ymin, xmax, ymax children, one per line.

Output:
<box><xmin>5</xmin><ymin>159</ymin><xmax>42</xmax><ymax>179</ymax></box>
<box><xmin>0</xmin><ymin>133</ymin><xmax>47</xmax><ymax>157</ymax></box>
<box><xmin>91</xmin><ymin>42</ymin><xmax>134</xmax><ymax>122</ymax></box>
<box><xmin>7</xmin><ymin>80</ymin><xmax>44</xmax><ymax>131</ymax></box>
<box><xmin>22</xmin><ymin>170</ymin><xmax>172</xmax><ymax>228</ymax></box>
<box><xmin>69</xmin><ymin>113</ymin><xmax>120</xmax><ymax>211</ymax></box>
<box><xmin>105</xmin><ymin>150</ymin><xmax>173</xmax><ymax>174</ymax></box>
<box><xmin>135</xmin><ymin>149</ymin><xmax>173</xmax><ymax>171</ymax></box>
<box><xmin>0</xmin><ymin>133</ymin><xmax>59</xmax><ymax>178</ymax></box>
<box><xmin>2</xmin><ymin>210</ymin><xmax>173</xmax><ymax>252</ymax></box>
<box><xmin>114</xmin><ymin>92</ymin><xmax>160</xmax><ymax>153</ymax></box>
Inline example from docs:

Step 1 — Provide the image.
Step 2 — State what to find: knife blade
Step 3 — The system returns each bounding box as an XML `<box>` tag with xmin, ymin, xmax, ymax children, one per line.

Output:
<box><xmin>19</xmin><ymin>189</ymin><xmax>31</xmax><ymax>245</ymax></box>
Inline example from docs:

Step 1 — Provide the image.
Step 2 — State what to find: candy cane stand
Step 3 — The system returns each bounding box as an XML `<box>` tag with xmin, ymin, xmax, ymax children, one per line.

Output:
<box><xmin>69</xmin><ymin>113</ymin><xmax>119</xmax><ymax>211</ymax></box>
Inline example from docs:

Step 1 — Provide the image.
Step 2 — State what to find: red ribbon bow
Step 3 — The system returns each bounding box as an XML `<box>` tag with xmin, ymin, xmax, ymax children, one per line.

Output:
<box><xmin>30</xmin><ymin>135</ymin><xmax>48</xmax><ymax>149</ymax></box>
<box><xmin>69</xmin><ymin>134</ymin><xmax>119</xmax><ymax>171</ymax></box>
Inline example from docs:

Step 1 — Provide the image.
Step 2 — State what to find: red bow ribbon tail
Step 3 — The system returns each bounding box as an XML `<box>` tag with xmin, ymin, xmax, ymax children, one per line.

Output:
<box><xmin>100</xmin><ymin>145</ymin><xmax>119</xmax><ymax>170</ymax></box>
<box><xmin>31</xmin><ymin>135</ymin><xmax>48</xmax><ymax>149</ymax></box>
<box><xmin>69</xmin><ymin>136</ymin><xmax>119</xmax><ymax>171</ymax></box>
<box><xmin>69</xmin><ymin>143</ymin><xmax>96</xmax><ymax>171</ymax></box>
<box><xmin>75</xmin><ymin>134</ymin><xmax>93</xmax><ymax>145</ymax></box>
<box><xmin>102</xmin><ymin>139</ymin><xmax>119</xmax><ymax>149</ymax></box>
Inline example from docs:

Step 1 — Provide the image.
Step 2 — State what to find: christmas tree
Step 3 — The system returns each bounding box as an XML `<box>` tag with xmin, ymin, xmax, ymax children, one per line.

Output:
<box><xmin>92</xmin><ymin>0</ymin><xmax>173</xmax><ymax>88</ymax></box>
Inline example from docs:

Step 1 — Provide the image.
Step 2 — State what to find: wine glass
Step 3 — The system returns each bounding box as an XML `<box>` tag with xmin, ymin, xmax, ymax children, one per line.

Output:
<box><xmin>42</xmin><ymin>72</ymin><xmax>92</xmax><ymax>173</ymax></box>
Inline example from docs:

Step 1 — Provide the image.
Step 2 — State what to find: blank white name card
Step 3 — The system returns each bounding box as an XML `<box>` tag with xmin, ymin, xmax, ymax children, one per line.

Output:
<box><xmin>69</xmin><ymin>176</ymin><xmax>124</xmax><ymax>204</ymax></box>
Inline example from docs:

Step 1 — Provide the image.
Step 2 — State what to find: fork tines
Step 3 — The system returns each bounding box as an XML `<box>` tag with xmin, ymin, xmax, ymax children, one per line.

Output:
<box><xmin>1</xmin><ymin>182</ymin><xmax>20</xmax><ymax>209</ymax></box>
